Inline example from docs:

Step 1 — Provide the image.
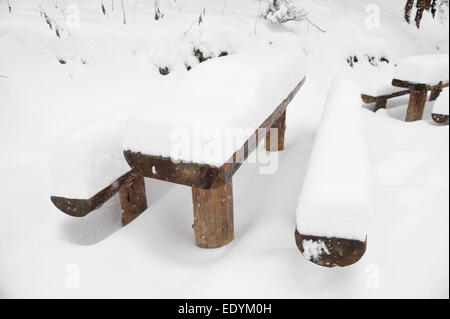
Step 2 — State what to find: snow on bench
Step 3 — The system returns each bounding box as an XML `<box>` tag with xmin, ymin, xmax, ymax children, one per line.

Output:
<box><xmin>392</xmin><ymin>53</ymin><xmax>449</xmax><ymax>122</ymax></box>
<box><xmin>360</xmin><ymin>68</ymin><xmax>411</xmax><ymax>112</ymax></box>
<box><xmin>295</xmin><ymin>75</ymin><xmax>371</xmax><ymax>268</ymax></box>
<box><xmin>50</xmin><ymin>105</ymin><xmax>149</xmax><ymax>225</ymax></box>
<box><xmin>432</xmin><ymin>88</ymin><xmax>449</xmax><ymax>124</ymax></box>
<box><xmin>51</xmin><ymin>47</ymin><xmax>306</xmax><ymax>248</ymax></box>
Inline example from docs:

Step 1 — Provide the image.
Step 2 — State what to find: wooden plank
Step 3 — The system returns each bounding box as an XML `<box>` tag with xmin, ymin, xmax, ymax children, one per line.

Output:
<box><xmin>294</xmin><ymin>229</ymin><xmax>367</xmax><ymax>268</ymax></box>
<box><xmin>392</xmin><ymin>79</ymin><xmax>449</xmax><ymax>91</ymax></box>
<box><xmin>265</xmin><ymin>110</ymin><xmax>286</xmax><ymax>152</ymax></box>
<box><xmin>51</xmin><ymin>171</ymin><xmax>137</xmax><ymax>217</ymax></box>
<box><xmin>361</xmin><ymin>89</ymin><xmax>411</xmax><ymax>105</ymax></box>
<box><xmin>192</xmin><ymin>180</ymin><xmax>234</xmax><ymax>248</ymax></box>
<box><xmin>124</xmin><ymin>76</ymin><xmax>306</xmax><ymax>190</ymax></box>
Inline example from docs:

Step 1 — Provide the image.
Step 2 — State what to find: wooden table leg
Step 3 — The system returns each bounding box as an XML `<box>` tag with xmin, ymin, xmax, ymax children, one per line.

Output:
<box><xmin>120</xmin><ymin>173</ymin><xmax>148</xmax><ymax>226</ymax></box>
<box><xmin>266</xmin><ymin>111</ymin><xmax>286</xmax><ymax>152</ymax></box>
<box><xmin>192</xmin><ymin>180</ymin><xmax>234</xmax><ymax>248</ymax></box>
<box><xmin>406</xmin><ymin>89</ymin><xmax>427</xmax><ymax>122</ymax></box>
<box><xmin>373</xmin><ymin>98</ymin><xmax>387</xmax><ymax>112</ymax></box>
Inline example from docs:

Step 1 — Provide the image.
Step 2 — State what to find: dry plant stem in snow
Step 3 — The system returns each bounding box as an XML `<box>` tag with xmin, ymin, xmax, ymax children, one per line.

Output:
<box><xmin>121</xmin><ymin>0</ymin><xmax>126</xmax><ymax>24</ymax></box>
<box><xmin>7</xmin><ymin>0</ymin><xmax>12</xmax><ymax>12</ymax></box>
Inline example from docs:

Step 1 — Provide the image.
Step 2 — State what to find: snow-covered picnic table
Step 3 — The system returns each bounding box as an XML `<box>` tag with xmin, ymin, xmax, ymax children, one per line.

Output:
<box><xmin>392</xmin><ymin>53</ymin><xmax>449</xmax><ymax>122</ymax></box>
<box><xmin>51</xmin><ymin>47</ymin><xmax>306</xmax><ymax>248</ymax></box>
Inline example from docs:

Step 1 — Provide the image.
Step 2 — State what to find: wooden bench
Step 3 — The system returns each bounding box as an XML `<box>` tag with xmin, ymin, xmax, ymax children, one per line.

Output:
<box><xmin>49</xmin><ymin>107</ymin><xmax>149</xmax><ymax>226</ymax></box>
<box><xmin>50</xmin><ymin>48</ymin><xmax>306</xmax><ymax>248</ymax></box>
<box><xmin>296</xmin><ymin>77</ymin><xmax>370</xmax><ymax>268</ymax></box>
<box><xmin>361</xmin><ymin>89</ymin><xmax>411</xmax><ymax>112</ymax></box>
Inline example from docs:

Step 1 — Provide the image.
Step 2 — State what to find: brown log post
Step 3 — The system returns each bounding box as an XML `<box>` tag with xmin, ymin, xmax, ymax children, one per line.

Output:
<box><xmin>265</xmin><ymin>110</ymin><xmax>286</xmax><ymax>152</ymax></box>
<box><xmin>429</xmin><ymin>82</ymin><xmax>443</xmax><ymax>101</ymax></box>
<box><xmin>295</xmin><ymin>230</ymin><xmax>367</xmax><ymax>268</ymax></box>
<box><xmin>119</xmin><ymin>173</ymin><xmax>148</xmax><ymax>226</ymax></box>
<box><xmin>373</xmin><ymin>98</ymin><xmax>387</xmax><ymax>112</ymax></box>
<box><xmin>405</xmin><ymin>88</ymin><xmax>427</xmax><ymax>122</ymax></box>
<box><xmin>192</xmin><ymin>180</ymin><xmax>234</xmax><ymax>248</ymax></box>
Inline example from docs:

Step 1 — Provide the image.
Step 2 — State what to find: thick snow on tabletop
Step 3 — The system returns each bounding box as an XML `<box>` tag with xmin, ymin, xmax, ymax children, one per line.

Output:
<box><xmin>123</xmin><ymin>47</ymin><xmax>306</xmax><ymax>167</ymax></box>
<box><xmin>296</xmin><ymin>75</ymin><xmax>371</xmax><ymax>242</ymax></box>
<box><xmin>433</xmin><ymin>88</ymin><xmax>449</xmax><ymax>115</ymax></box>
<box><xmin>357</xmin><ymin>65</ymin><xmax>406</xmax><ymax>97</ymax></box>
<box><xmin>394</xmin><ymin>53</ymin><xmax>449</xmax><ymax>85</ymax></box>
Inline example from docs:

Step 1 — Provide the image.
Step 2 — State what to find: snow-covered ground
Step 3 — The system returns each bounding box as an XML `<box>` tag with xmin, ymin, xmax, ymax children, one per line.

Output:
<box><xmin>0</xmin><ymin>0</ymin><xmax>448</xmax><ymax>298</ymax></box>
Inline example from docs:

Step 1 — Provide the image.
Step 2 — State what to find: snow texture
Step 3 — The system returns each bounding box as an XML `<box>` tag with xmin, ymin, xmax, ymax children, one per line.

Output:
<box><xmin>301</xmin><ymin>239</ymin><xmax>330</xmax><ymax>262</ymax></box>
<box><xmin>357</xmin><ymin>65</ymin><xmax>406</xmax><ymax>96</ymax></box>
<box><xmin>50</xmin><ymin>108</ymin><xmax>135</xmax><ymax>199</ymax></box>
<box><xmin>394</xmin><ymin>53</ymin><xmax>449</xmax><ymax>85</ymax></box>
<box><xmin>123</xmin><ymin>47</ymin><xmax>306</xmax><ymax>167</ymax></box>
<box><xmin>433</xmin><ymin>88</ymin><xmax>449</xmax><ymax>115</ymax></box>
<box><xmin>296</xmin><ymin>75</ymin><xmax>371</xmax><ymax>241</ymax></box>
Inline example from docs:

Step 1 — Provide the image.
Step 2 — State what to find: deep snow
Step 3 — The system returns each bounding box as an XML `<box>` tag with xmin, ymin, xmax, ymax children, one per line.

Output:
<box><xmin>0</xmin><ymin>0</ymin><xmax>448</xmax><ymax>298</ymax></box>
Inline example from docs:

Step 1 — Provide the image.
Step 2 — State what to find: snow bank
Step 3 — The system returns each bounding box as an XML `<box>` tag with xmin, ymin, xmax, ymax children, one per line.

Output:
<box><xmin>394</xmin><ymin>53</ymin><xmax>449</xmax><ymax>85</ymax></box>
<box><xmin>433</xmin><ymin>88</ymin><xmax>449</xmax><ymax>115</ymax></box>
<box><xmin>123</xmin><ymin>47</ymin><xmax>306</xmax><ymax>167</ymax></box>
<box><xmin>296</xmin><ymin>75</ymin><xmax>371</xmax><ymax>241</ymax></box>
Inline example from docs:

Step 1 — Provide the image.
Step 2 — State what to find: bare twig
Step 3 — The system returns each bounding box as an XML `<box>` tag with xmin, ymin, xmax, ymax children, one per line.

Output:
<box><xmin>121</xmin><ymin>0</ymin><xmax>126</xmax><ymax>24</ymax></box>
<box><xmin>305</xmin><ymin>17</ymin><xmax>326</xmax><ymax>33</ymax></box>
<box><xmin>0</xmin><ymin>74</ymin><xmax>8</xmax><ymax>79</ymax></box>
<box><xmin>39</xmin><ymin>5</ymin><xmax>66</xmax><ymax>33</ymax></box>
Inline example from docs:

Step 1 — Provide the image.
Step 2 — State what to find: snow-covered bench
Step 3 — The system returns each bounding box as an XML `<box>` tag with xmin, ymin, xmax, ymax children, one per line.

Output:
<box><xmin>295</xmin><ymin>76</ymin><xmax>371</xmax><ymax>268</ymax></box>
<box><xmin>432</xmin><ymin>88</ymin><xmax>449</xmax><ymax>124</ymax></box>
<box><xmin>392</xmin><ymin>53</ymin><xmax>449</xmax><ymax>122</ymax></box>
<box><xmin>51</xmin><ymin>48</ymin><xmax>306</xmax><ymax>248</ymax></box>
<box><xmin>360</xmin><ymin>70</ymin><xmax>411</xmax><ymax>112</ymax></box>
<box><xmin>50</xmin><ymin>107</ymin><xmax>148</xmax><ymax>226</ymax></box>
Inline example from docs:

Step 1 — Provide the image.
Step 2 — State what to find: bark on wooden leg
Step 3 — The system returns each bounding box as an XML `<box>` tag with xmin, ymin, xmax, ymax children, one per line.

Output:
<box><xmin>192</xmin><ymin>181</ymin><xmax>234</xmax><ymax>248</ymax></box>
<box><xmin>373</xmin><ymin>98</ymin><xmax>387</xmax><ymax>112</ymax></box>
<box><xmin>266</xmin><ymin>111</ymin><xmax>286</xmax><ymax>152</ymax></box>
<box><xmin>120</xmin><ymin>174</ymin><xmax>148</xmax><ymax>226</ymax></box>
<box><xmin>429</xmin><ymin>82</ymin><xmax>443</xmax><ymax>101</ymax></box>
<box><xmin>405</xmin><ymin>89</ymin><xmax>427</xmax><ymax>122</ymax></box>
<box><xmin>295</xmin><ymin>229</ymin><xmax>367</xmax><ymax>268</ymax></box>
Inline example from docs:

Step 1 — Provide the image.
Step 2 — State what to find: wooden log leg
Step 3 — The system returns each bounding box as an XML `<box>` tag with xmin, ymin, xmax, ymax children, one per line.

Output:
<box><xmin>119</xmin><ymin>174</ymin><xmax>148</xmax><ymax>226</ymax></box>
<box><xmin>295</xmin><ymin>229</ymin><xmax>367</xmax><ymax>268</ymax></box>
<box><xmin>405</xmin><ymin>89</ymin><xmax>427</xmax><ymax>122</ymax></box>
<box><xmin>265</xmin><ymin>111</ymin><xmax>286</xmax><ymax>152</ymax></box>
<box><xmin>192</xmin><ymin>181</ymin><xmax>234</xmax><ymax>248</ymax></box>
<box><xmin>373</xmin><ymin>98</ymin><xmax>387</xmax><ymax>112</ymax></box>
<box><xmin>429</xmin><ymin>82</ymin><xmax>443</xmax><ymax>101</ymax></box>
